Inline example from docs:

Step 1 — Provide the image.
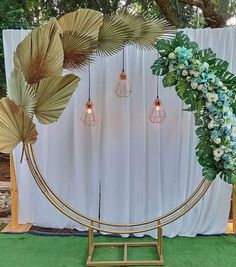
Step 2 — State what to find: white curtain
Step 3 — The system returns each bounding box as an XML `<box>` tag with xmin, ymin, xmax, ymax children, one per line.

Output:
<box><xmin>3</xmin><ymin>28</ymin><xmax>234</xmax><ymax>237</ymax></box>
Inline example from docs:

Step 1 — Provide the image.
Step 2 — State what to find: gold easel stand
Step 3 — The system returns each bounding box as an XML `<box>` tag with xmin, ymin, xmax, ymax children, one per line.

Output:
<box><xmin>86</xmin><ymin>223</ymin><xmax>164</xmax><ymax>266</ymax></box>
<box><xmin>2</xmin><ymin>153</ymin><xmax>32</xmax><ymax>233</ymax></box>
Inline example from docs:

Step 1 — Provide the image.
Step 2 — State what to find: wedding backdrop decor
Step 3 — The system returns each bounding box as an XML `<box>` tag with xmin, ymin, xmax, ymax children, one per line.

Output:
<box><xmin>1</xmin><ymin>8</ymin><xmax>236</xmax><ymax>266</ymax></box>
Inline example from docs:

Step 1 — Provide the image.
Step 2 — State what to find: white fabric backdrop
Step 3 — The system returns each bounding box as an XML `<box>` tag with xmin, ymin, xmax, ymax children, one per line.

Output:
<box><xmin>3</xmin><ymin>28</ymin><xmax>234</xmax><ymax>237</ymax></box>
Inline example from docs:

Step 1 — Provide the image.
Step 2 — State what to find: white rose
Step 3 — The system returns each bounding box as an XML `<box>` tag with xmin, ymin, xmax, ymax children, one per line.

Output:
<box><xmin>168</xmin><ymin>52</ymin><xmax>176</xmax><ymax>59</ymax></box>
<box><xmin>179</xmin><ymin>64</ymin><xmax>185</xmax><ymax>69</ymax></box>
<box><xmin>232</xmin><ymin>126</ymin><xmax>236</xmax><ymax>137</ymax></box>
<box><xmin>182</xmin><ymin>70</ymin><xmax>188</xmax><ymax>76</ymax></box>
<box><xmin>214</xmin><ymin>156</ymin><xmax>221</xmax><ymax>162</ymax></box>
<box><xmin>193</xmin><ymin>71</ymin><xmax>200</xmax><ymax>77</ymax></box>
<box><xmin>189</xmin><ymin>70</ymin><xmax>194</xmax><ymax>75</ymax></box>
<box><xmin>203</xmin><ymin>62</ymin><xmax>209</xmax><ymax>69</ymax></box>
<box><xmin>208</xmin><ymin>121</ymin><xmax>215</xmax><ymax>129</ymax></box>
<box><xmin>222</xmin><ymin>86</ymin><xmax>228</xmax><ymax>91</ymax></box>
<box><xmin>213</xmin><ymin>148</ymin><xmax>224</xmax><ymax>158</ymax></box>
<box><xmin>197</xmin><ymin>84</ymin><xmax>204</xmax><ymax>91</ymax></box>
<box><xmin>186</xmin><ymin>76</ymin><xmax>191</xmax><ymax>82</ymax></box>
<box><xmin>214</xmin><ymin>138</ymin><xmax>221</xmax><ymax>144</ymax></box>
<box><xmin>218</xmin><ymin>81</ymin><xmax>223</xmax><ymax>87</ymax></box>
<box><xmin>208</xmin><ymin>93</ymin><xmax>219</xmax><ymax>103</ymax></box>
<box><xmin>191</xmin><ymin>82</ymin><xmax>198</xmax><ymax>90</ymax></box>
<box><xmin>208</xmin><ymin>86</ymin><xmax>213</xmax><ymax>91</ymax></box>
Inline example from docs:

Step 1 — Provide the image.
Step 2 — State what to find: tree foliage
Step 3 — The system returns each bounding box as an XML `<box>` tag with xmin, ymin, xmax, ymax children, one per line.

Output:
<box><xmin>0</xmin><ymin>0</ymin><xmax>235</xmax><ymax>97</ymax></box>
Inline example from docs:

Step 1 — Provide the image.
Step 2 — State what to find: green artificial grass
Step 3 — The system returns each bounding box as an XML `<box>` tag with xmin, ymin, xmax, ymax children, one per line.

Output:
<box><xmin>0</xmin><ymin>234</ymin><xmax>236</xmax><ymax>267</ymax></box>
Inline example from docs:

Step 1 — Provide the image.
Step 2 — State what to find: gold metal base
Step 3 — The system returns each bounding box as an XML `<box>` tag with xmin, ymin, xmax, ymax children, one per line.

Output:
<box><xmin>1</xmin><ymin>223</ymin><xmax>32</xmax><ymax>233</ymax></box>
<box><xmin>86</xmin><ymin>225</ymin><xmax>164</xmax><ymax>266</ymax></box>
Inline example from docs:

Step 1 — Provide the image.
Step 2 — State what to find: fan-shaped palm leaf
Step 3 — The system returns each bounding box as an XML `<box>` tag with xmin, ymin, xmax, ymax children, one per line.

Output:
<box><xmin>14</xmin><ymin>19</ymin><xmax>64</xmax><ymax>84</ymax></box>
<box><xmin>32</xmin><ymin>74</ymin><xmax>80</xmax><ymax>124</ymax></box>
<box><xmin>96</xmin><ymin>12</ymin><xmax>176</xmax><ymax>56</ymax></box>
<box><xmin>7</xmin><ymin>69</ymin><xmax>36</xmax><ymax>117</ymax></box>
<box><xmin>58</xmin><ymin>9</ymin><xmax>103</xmax><ymax>69</ymax></box>
<box><xmin>0</xmin><ymin>97</ymin><xmax>37</xmax><ymax>153</ymax></box>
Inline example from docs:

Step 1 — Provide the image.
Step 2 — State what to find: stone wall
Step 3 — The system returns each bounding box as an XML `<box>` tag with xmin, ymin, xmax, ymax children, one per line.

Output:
<box><xmin>0</xmin><ymin>153</ymin><xmax>10</xmax><ymax>182</ymax></box>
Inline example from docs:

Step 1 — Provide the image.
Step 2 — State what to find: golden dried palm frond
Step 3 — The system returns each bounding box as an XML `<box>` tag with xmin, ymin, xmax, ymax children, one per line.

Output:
<box><xmin>7</xmin><ymin>69</ymin><xmax>36</xmax><ymax>118</ymax></box>
<box><xmin>58</xmin><ymin>9</ymin><xmax>103</xmax><ymax>69</ymax></box>
<box><xmin>14</xmin><ymin>19</ymin><xmax>64</xmax><ymax>85</ymax></box>
<box><xmin>32</xmin><ymin>74</ymin><xmax>80</xmax><ymax>124</ymax></box>
<box><xmin>96</xmin><ymin>12</ymin><xmax>176</xmax><ymax>56</ymax></box>
<box><xmin>0</xmin><ymin>97</ymin><xmax>37</xmax><ymax>153</ymax></box>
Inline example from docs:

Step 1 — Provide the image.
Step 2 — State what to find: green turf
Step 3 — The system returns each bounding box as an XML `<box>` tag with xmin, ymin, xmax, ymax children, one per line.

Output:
<box><xmin>0</xmin><ymin>234</ymin><xmax>236</xmax><ymax>266</ymax></box>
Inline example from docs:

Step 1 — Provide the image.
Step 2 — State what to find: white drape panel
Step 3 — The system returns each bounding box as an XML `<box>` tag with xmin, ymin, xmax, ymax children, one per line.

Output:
<box><xmin>3</xmin><ymin>28</ymin><xmax>234</xmax><ymax>237</ymax></box>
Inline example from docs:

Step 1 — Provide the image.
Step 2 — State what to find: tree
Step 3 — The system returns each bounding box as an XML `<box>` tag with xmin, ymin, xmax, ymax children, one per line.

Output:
<box><xmin>0</xmin><ymin>0</ymin><xmax>235</xmax><ymax>98</ymax></box>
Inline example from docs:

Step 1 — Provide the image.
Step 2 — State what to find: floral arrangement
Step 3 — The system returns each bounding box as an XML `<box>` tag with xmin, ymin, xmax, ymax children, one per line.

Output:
<box><xmin>151</xmin><ymin>32</ymin><xmax>236</xmax><ymax>184</ymax></box>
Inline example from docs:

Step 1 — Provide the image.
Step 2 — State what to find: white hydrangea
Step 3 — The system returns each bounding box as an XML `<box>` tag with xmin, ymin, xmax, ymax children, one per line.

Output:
<box><xmin>214</xmin><ymin>138</ymin><xmax>221</xmax><ymax>144</ymax></box>
<box><xmin>168</xmin><ymin>52</ymin><xmax>176</xmax><ymax>59</ymax></box>
<box><xmin>182</xmin><ymin>70</ymin><xmax>188</xmax><ymax>76</ymax></box>
<box><xmin>213</xmin><ymin>148</ymin><xmax>224</xmax><ymax>158</ymax></box>
<box><xmin>207</xmin><ymin>93</ymin><xmax>219</xmax><ymax>103</ymax></box>
<box><xmin>191</xmin><ymin>82</ymin><xmax>198</xmax><ymax>90</ymax></box>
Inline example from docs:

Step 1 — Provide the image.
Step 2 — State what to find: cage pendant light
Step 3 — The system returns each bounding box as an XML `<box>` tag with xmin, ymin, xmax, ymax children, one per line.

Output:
<box><xmin>149</xmin><ymin>78</ymin><xmax>166</xmax><ymax>123</ymax></box>
<box><xmin>81</xmin><ymin>63</ymin><xmax>96</xmax><ymax>126</ymax></box>
<box><xmin>115</xmin><ymin>48</ymin><xmax>132</xmax><ymax>97</ymax></box>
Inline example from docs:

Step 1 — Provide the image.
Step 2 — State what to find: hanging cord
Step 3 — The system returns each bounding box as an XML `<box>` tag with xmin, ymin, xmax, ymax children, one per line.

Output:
<box><xmin>122</xmin><ymin>47</ymin><xmax>125</xmax><ymax>72</ymax></box>
<box><xmin>156</xmin><ymin>77</ymin><xmax>159</xmax><ymax>98</ymax></box>
<box><xmin>88</xmin><ymin>62</ymin><xmax>91</xmax><ymax>101</ymax></box>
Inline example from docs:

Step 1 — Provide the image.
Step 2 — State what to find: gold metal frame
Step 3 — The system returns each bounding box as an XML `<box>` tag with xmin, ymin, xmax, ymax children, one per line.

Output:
<box><xmin>24</xmin><ymin>144</ymin><xmax>212</xmax><ymax>265</ymax></box>
<box><xmin>86</xmin><ymin>223</ymin><xmax>164</xmax><ymax>266</ymax></box>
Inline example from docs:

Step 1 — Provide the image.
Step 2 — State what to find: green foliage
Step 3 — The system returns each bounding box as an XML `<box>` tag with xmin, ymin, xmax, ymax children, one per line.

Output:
<box><xmin>151</xmin><ymin>31</ymin><xmax>236</xmax><ymax>184</ymax></box>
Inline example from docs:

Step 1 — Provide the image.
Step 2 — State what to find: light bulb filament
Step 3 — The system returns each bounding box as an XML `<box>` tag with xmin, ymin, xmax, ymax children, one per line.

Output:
<box><xmin>87</xmin><ymin>108</ymin><xmax>92</xmax><ymax>114</ymax></box>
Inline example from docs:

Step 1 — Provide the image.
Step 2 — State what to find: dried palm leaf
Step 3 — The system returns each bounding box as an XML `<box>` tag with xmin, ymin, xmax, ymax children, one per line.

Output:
<box><xmin>32</xmin><ymin>74</ymin><xmax>80</xmax><ymax>124</ymax></box>
<box><xmin>14</xmin><ymin>19</ymin><xmax>64</xmax><ymax>84</ymax></box>
<box><xmin>0</xmin><ymin>97</ymin><xmax>37</xmax><ymax>153</ymax></box>
<box><xmin>7</xmin><ymin>69</ymin><xmax>36</xmax><ymax>118</ymax></box>
<box><xmin>58</xmin><ymin>9</ymin><xmax>103</xmax><ymax>69</ymax></box>
<box><xmin>96</xmin><ymin>12</ymin><xmax>176</xmax><ymax>56</ymax></box>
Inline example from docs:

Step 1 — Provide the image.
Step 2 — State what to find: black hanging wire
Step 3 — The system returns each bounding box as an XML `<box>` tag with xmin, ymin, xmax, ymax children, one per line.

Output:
<box><xmin>156</xmin><ymin>77</ymin><xmax>159</xmax><ymax>98</ymax></box>
<box><xmin>122</xmin><ymin>47</ymin><xmax>125</xmax><ymax>72</ymax></box>
<box><xmin>88</xmin><ymin>62</ymin><xmax>91</xmax><ymax>101</ymax></box>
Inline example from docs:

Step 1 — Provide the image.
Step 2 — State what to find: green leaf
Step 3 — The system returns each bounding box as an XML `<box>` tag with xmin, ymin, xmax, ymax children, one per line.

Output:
<box><xmin>162</xmin><ymin>71</ymin><xmax>177</xmax><ymax>87</ymax></box>
<box><xmin>202</xmin><ymin>167</ymin><xmax>218</xmax><ymax>181</ymax></box>
<box><xmin>156</xmin><ymin>39</ymin><xmax>173</xmax><ymax>56</ymax></box>
<box><xmin>172</xmin><ymin>31</ymin><xmax>190</xmax><ymax>47</ymax></box>
<box><xmin>220</xmin><ymin>71</ymin><xmax>236</xmax><ymax>86</ymax></box>
<box><xmin>151</xmin><ymin>58</ymin><xmax>168</xmax><ymax>76</ymax></box>
<box><xmin>211</xmin><ymin>58</ymin><xmax>229</xmax><ymax>77</ymax></box>
<box><xmin>176</xmin><ymin>79</ymin><xmax>187</xmax><ymax>99</ymax></box>
<box><xmin>198</xmin><ymin>48</ymin><xmax>216</xmax><ymax>63</ymax></box>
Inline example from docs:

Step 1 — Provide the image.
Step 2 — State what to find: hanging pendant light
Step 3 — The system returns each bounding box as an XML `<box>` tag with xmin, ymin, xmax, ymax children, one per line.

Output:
<box><xmin>149</xmin><ymin>78</ymin><xmax>166</xmax><ymax>123</ymax></box>
<box><xmin>115</xmin><ymin>48</ymin><xmax>132</xmax><ymax>97</ymax></box>
<box><xmin>81</xmin><ymin>63</ymin><xmax>96</xmax><ymax>126</ymax></box>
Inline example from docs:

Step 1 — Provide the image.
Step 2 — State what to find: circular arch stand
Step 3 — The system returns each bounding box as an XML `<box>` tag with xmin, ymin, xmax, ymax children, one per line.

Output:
<box><xmin>25</xmin><ymin>144</ymin><xmax>211</xmax><ymax>266</ymax></box>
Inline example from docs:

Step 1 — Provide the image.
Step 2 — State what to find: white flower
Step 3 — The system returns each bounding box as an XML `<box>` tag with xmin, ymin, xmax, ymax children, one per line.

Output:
<box><xmin>197</xmin><ymin>84</ymin><xmax>204</xmax><ymax>91</ymax></box>
<box><xmin>191</xmin><ymin>82</ymin><xmax>198</xmax><ymax>90</ymax></box>
<box><xmin>232</xmin><ymin>126</ymin><xmax>236</xmax><ymax>137</ymax></box>
<box><xmin>208</xmin><ymin>121</ymin><xmax>215</xmax><ymax>129</ymax></box>
<box><xmin>169</xmin><ymin>66</ymin><xmax>175</xmax><ymax>72</ymax></box>
<box><xmin>189</xmin><ymin>70</ymin><xmax>194</xmax><ymax>75</ymax></box>
<box><xmin>206</xmin><ymin>102</ymin><xmax>212</xmax><ymax>108</ymax></box>
<box><xmin>214</xmin><ymin>156</ymin><xmax>221</xmax><ymax>162</ymax></box>
<box><xmin>207</xmin><ymin>93</ymin><xmax>219</xmax><ymax>103</ymax></box>
<box><xmin>223</xmin><ymin>106</ymin><xmax>229</xmax><ymax>113</ymax></box>
<box><xmin>178</xmin><ymin>64</ymin><xmax>185</xmax><ymax>69</ymax></box>
<box><xmin>193</xmin><ymin>71</ymin><xmax>200</xmax><ymax>77</ymax></box>
<box><xmin>168</xmin><ymin>52</ymin><xmax>176</xmax><ymax>59</ymax></box>
<box><xmin>208</xmin><ymin>86</ymin><xmax>213</xmax><ymax>91</ymax></box>
<box><xmin>186</xmin><ymin>76</ymin><xmax>191</xmax><ymax>82</ymax></box>
<box><xmin>182</xmin><ymin>70</ymin><xmax>188</xmax><ymax>76</ymax></box>
<box><xmin>203</xmin><ymin>62</ymin><xmax>209</xmax><ymax>69</ymax></box>
<box><xmin>213</xmin><ymin>148</ymin><xmax>224</xmax><ymax>158</ymax></box>
<box><xmin>222</xmin><ymin>86</ymin><xmax>228</xmax><ymax>91</ymax></box>
<box><xmin>218</xmin><ymin>81</ymin><xmax>223</xmax><ymax>87</ymax></box>
<box><xmin>214</xmin><ymin>138</ymin><xmax>221</xmax><ymax>144</ymax></box>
